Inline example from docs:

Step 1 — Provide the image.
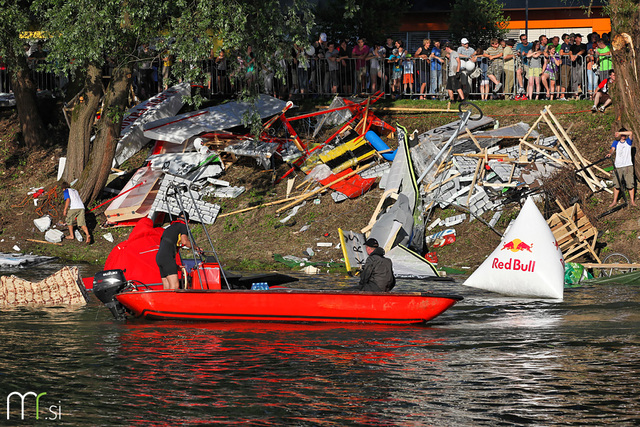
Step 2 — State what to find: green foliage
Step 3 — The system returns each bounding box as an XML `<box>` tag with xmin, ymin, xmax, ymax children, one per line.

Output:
<box><xmin>262</xmin><ymin>214</ymin><xmax>280</xmax><ymax>228</ymax></box>
<box><xmin>32</xmin><ymin>0</ymin><xmax>315</xmax><ymax>128</ymax></box>
<box><xmin>604</xmin><ymin>0</ymin><xmax>639</xmax><ymax>34</ymax></box>
<box><xmin>315</xmin><ymin>0</ymin><xmax>410</xmax><ymax>44</ymax></box>
<box><xmin>0</xmin><ymin>0</ymin><xmax>33</xmax><ymax>67</ymax></box>
<box><xmin>223</xmin><ymin>217</ymin><xmax>239</xmax><ymax>233</ymax></box>
<box><xmin>449</xmin><ymin>0</ymin><xmax>510</xmax><ymax>48</ymax></box>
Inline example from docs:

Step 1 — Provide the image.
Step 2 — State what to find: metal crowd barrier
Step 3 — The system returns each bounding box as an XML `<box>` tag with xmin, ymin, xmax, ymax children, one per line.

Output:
<box><xmin>200</xmin><ymin>55</ymin><xmax>601</xmax><ymax>100</ymax></box>
<box><xmin>0</xmin><ymin>54</ymin><xmax>607</xmax><ymax>102</ymax></box>
<box><xmin>450</xmin><ymin>54</ymin><xmax>602</xmax><ymax>100</ymax></box>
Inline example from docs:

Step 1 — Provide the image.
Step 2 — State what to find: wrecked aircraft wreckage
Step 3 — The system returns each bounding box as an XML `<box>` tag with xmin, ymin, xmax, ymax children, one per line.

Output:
<box><xmin>101</xmin><ymin>88</ymin><xmax>613</xmax><ymax>282</ymax></box>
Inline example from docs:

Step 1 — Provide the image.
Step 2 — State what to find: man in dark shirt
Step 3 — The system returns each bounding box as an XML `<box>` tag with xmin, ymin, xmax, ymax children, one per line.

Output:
<box><xmin>383</xmin><ymin>37</ymin><xmax>395</xmax><ymax>92</ymax></box>
<box><xmin>570</xmin><ymin>34</ymin><xmax>587</xmax><ymax>98</ymax></box>
<box><xmin>358</xmin><ymin>238</ymin><xmax>396</xmax><ymax>292</ymax></box>
<box><xmin>559</xmin><ymin>34</ymin><xmax>572</xmax><ymax>100</ymax></box>
<box><xmin>156</xmin><ymin>212</ymin><xmax>201</xmax><ymax>289</ymax></box>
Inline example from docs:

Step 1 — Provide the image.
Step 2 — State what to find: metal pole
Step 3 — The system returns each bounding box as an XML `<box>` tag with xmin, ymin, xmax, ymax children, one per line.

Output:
<box><xmin>525</xmin><ymin>0</ymin><xmax>529</xmax><ymax>40</ymax></box>
<box><xmin>184</xmin><ymin>182</ymin><xmax>231</xmax><ymax>289</ymax></box>
<box><xmin>168</xmin><ymin>182</ymin><xmax>206</xmax><ymax>289</ymax></box>
<box><xmin>417</xmin><ymin>109</ymin><xmax>472</xmax><ymax>185</ymax></box>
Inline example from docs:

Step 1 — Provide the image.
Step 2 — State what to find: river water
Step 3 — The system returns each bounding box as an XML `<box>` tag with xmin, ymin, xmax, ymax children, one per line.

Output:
<box><xmin>0</xmin><ymin>262</ymin><xmax>638</xmax><ymax>426</ymax></box>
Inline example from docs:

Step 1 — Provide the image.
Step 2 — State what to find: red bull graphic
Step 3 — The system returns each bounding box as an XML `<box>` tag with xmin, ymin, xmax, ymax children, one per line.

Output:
<box><xmin>501</xmin><ymin>239</ymin><xmax>533</xmax><ymax>253</ymax></box>
<box><xmin>491</xmin><ymin>258</ymin><xmax>536</xmax><ymax>272</ymax></box>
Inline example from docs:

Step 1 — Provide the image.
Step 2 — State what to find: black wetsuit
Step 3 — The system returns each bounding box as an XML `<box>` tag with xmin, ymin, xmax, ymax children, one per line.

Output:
<box><xmin>156</xmin><ymin>219</ymin><xmax>188</xmax><ymax>277</ymax></box>
<box><xmin>358</xmin><ymin>247</ymin><xmax>396</xmax><ymax>292</ymax></box>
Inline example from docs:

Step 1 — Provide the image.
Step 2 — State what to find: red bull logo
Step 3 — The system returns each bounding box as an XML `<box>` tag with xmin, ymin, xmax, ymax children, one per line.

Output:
<box><xmin>491</xmin><ymin>258</ymin><xmax>536</xmax><ymax>272</ymax></box>
<box><xmin>501</xmin><ymin>239</ymin><xmax>533</xmax><ymax>253</ymax></box>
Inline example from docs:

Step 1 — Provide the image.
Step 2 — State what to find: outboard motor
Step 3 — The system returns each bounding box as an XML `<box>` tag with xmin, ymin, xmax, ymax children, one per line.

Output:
<box><xmin>93</xmin><ymin>269</ymin><xmax>128</xmax><ymax>320</ymax></box>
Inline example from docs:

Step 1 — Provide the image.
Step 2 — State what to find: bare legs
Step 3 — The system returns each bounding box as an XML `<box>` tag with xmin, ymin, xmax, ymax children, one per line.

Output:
<box><xmin>162</xmin><ymin>274</ymin><xmax>180</xmax><ymax>290</ymax></box>
<box><xmin>610</xmin><ymin>187</ymin><xmax>637</xmax><ymax>207</ymax></box>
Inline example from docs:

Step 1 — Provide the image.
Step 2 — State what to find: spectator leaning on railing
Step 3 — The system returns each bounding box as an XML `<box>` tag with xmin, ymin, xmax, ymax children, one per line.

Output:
<box><xmin>414</xmin><ymin>38</ymin><xmax>432</xmax><ymax>99</ymax></box>
<box><xmin>457</xmin><ymin>38</ymin><xmax>476</xmax><ymax>98</ymax></box>
<box><xmin>352</xmin><ymin>38</ymin><xmax>370</xmax><ymax>95</ymax></box>
<box><xmin>515</xmin><ymin>34</ymin><xmax>532</xmax><ymax>99</ymax></box>
<box><xmin>502</xmin><ymin>39</ymin><xmax>515</xmax><ymax>98</ymax></box>
<box><xmin>596</xmin><ymin>38</ymin><xmax>613</xmax><ymax>82</ymax></box>
<box><xmin>484</xmin><ymin>38</ymin><xmax>503</xmax><ymax>96</ymax></box>
<box><xmin>526</xmin><ymin>41</ymin><xmax>543</xmax><ymax>100</ymax></box>
<box><xmin>444</xmin><ymin>42</ymin><xmax>465</xmax><ymax>102</ymax></box>
<box><xmin>429</xmin><ymin>41</ymin><xmax>444</xmax><ymax>98</ymax></box>
<box><xmin>570</xmin><ymin>34</ymin><xmax>587</xmax><ymax>99</ymax></box>
<box><xmin>542</xmin><ymin>44</ymin><xmax>561</xmax><ymax>100</ymax></box>
<box><xmin>558</xmin><ymin>34</ymin><xmax>573</xmax><ymax>100</ymax></box>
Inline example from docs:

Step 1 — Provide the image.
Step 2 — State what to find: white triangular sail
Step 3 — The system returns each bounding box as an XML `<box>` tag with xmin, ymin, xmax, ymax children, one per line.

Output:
<box><xmin>463</xmin><ymin>197</ymin><xmax>564</xmax><ymax>299</ymax></box>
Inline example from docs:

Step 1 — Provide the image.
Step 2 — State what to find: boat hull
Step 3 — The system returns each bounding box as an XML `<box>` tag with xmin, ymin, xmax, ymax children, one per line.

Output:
<box><xmin>116</xmin><ymin>289</ymin><xmax>462</xmax><ymax>324</ymax></box>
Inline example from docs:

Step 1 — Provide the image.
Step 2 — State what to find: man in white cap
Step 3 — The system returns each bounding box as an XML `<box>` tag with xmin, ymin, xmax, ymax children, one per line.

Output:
<box><xmin>357</xmin><ymin>238</ymin><xmax>396</xmax><ymax>292</ymax></box>
<box><xmin>315</xmin><ymin>33</ymin><xmax>329</xmax><ymax>92</ymax></box>
<box><xmin>457</xmin><ymin>38</ymin><xmax>476</xmax><ymax>97</ymax></box>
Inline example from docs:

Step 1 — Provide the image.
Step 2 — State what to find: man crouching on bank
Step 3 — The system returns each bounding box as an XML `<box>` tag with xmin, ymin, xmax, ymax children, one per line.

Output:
<box><xmin>358</xmin><ymin>238</ymin><xmax>396</xmax><ymax>292</ymax></box>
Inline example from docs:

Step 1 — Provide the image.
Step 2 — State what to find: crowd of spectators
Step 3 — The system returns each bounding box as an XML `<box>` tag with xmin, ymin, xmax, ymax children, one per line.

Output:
<box><xmin>2</xmin><ymin>31</ymin><xmax>616</xmax><ymax>111</ymax></box>
<box><xmin>191</xmin><ymin>31</ymin><xmax>615</xmax><ymax>106</ymax></box>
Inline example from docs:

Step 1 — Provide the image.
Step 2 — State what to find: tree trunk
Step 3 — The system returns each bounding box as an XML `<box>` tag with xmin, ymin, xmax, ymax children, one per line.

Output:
<box><xmin>10</xmin><ymin>54</ymin><xmax>48</xmax><ymax>149</ymax></box>
<box><xmin>63</xmin><ymin>64</ymin><xmax>103</xmax><ymax>182</ymax></box>
<box><xmin>77</xmin><ymin>66</ymin><xmax>131</xmax><ymax>205</ymax></box>
<box><xmin>608</xmin><ymin>1</ymin><xmax>640</xmax><ymax>175</ymax></box>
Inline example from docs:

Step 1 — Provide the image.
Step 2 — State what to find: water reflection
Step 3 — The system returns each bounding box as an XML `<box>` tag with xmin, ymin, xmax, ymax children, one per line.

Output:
<box><xmin>0</xmin><ymin>268</ymin><xmax>638</xmax><ymax>425</ymax></box>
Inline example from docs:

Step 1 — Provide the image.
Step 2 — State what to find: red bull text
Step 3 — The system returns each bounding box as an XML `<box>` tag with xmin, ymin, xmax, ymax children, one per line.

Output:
<box><xmin>491</xmin><ymin>258</ymin><xmax>536</xmax><ymax>272</ymax></box>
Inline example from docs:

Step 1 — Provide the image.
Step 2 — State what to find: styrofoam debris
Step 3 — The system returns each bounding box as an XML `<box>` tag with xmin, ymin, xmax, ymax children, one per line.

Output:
<box><xmin>331</xmin><ymin>192</ymin><xmax>348</xmax><ymax>203</ymax></box>
<box><xmin>316</xmin><ymin>242</ymin><xmax>333</xmax><ymax>247</ymax></box>
<box><xmin>489</xmin><ymin>212</ymin><xmax>502</xmax><ymax>228</ymax></box>
<box><xmin>45</xmin><ymin>229</ymin><xmax>65</xmax><ymax>243</ymax></box>
<box><xmin>103</xmin><ymin>233</ymin><xmax>114</xmax><ymax>242</ymax></box>
<box><xmin>444</xmin><ymin>214</ymin><xmax>466</xmax><ymax>227</ymax></box>
<box><xmin>34</xmin><ymin>215</ymin><xmax>52</xmax><ymax>233</ymax></box>
<box><xmin>13</xmin><ymin>245</ymin><xmax>21</xmax><ymax>252</ymax></box>
<box><xmin>427</xmin><ymin>218</ymin><xmax>442</xmax><ymax>231</ymax></box>
<box><xmin>302</xmin><ymin>265</ymin><xmax>320</xmax><ymax>274</ymax></box>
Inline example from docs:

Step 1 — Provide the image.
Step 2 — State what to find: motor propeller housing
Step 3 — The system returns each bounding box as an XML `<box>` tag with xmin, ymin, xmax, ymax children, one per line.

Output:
<box><xmin>93</xmin><ymin>269</ymin><xmax>128</xmax><ymax>320</ymax></box>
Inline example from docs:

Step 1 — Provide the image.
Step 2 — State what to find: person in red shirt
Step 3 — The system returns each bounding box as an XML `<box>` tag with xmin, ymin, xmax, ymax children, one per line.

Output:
<box><xmin>591</xmin><ymin>69</ymin><xmax>615</xmax><ymax>112</ymax></box>
<box><xmin>352</xmin><ymin>38</ymin><xmax>370</xmax><ymax>94</ymax></box>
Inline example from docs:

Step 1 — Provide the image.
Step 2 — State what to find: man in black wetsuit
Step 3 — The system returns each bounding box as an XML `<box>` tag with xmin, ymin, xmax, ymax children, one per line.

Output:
<box><xmin>358</xmin><ymin>238</ymin><xmax>396</xmax><ymax>292</ymax></box>
<box><xmin>156</xmin><ymin>212</ymin><xmax>200</xmax><ymax>290</ymax></box>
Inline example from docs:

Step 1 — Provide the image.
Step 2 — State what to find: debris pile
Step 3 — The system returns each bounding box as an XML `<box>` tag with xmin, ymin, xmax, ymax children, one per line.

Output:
<box><xmin>339</xmin><ymin>104</ymin><xmax>613</xmax><ymax>275</ymax></box>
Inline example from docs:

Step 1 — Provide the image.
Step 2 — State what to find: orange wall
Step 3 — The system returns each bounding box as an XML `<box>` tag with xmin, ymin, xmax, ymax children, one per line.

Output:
<box><xmin>400</xmin><ymin>8</ymin><xmax>611</xmax><ymax>35</ymax></box>
<box><xmin>506</xmin><ymin>9</ymin><xmax>611</xmax><ymax>34</ymax></box>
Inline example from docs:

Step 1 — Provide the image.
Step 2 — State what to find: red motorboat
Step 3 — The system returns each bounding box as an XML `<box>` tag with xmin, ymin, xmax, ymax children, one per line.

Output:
<box><xmin>92</xmin><ymin>197</ymin><xmax>461</xmax><ymax>325</ymax></box>
<box><xmin>93</xmin><ymin>267</ymin><xmax>463</xmax><ymax>325</ymax></box>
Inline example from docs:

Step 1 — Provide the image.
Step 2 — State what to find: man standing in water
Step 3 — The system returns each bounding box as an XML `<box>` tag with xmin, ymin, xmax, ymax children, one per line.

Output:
<box><xmin>156</xmin><ymin>212</ymin><xmax>201</xmax><ymax>290</ymax></box>
<box><xmin>358</xmin><ymin>238</ymin><xmax>396</xmax><ymax>292</ymax></box>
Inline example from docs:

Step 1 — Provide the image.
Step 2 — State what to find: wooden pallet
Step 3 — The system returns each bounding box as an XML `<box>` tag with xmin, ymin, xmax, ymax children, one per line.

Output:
<box><xmin>547</xmin><ymin>201</ymin><xmax>601</xmax><ymax>263</ymax></box>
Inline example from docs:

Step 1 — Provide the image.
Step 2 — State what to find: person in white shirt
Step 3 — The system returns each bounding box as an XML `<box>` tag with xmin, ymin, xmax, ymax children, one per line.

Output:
<box><xmin>62</xmin><ymin>181</ymin><xmax>91</xmax><ymax>243</ymax></box>
<box><xmin>605</xmin><ymin>128</ymin><xmax>636</xmax><ymax>207</ymax></box>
